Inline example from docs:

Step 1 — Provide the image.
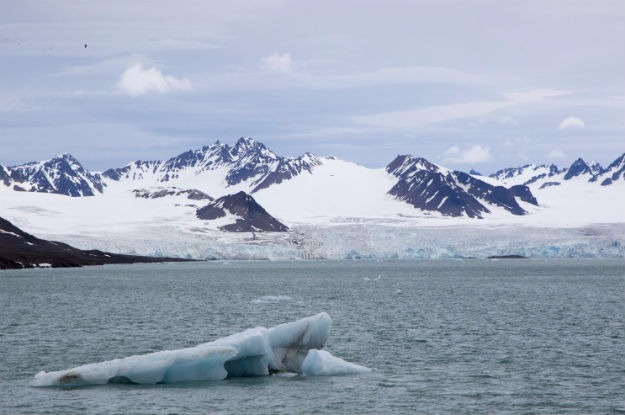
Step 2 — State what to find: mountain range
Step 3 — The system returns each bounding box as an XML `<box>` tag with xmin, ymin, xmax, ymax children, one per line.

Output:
<box><xmin>3</xmin><ymin>137</ymin><xmax>622</xmax><ymax>224</ymax></box>
<box><xmin>2</xmin><ymin>137</ymin><xmax>623</xmax><ymax>260</ymax></box>
<box><xmin>489</xmin><ymin>155</ymin><xmax>625</xmax><ymax>187</ymax></box>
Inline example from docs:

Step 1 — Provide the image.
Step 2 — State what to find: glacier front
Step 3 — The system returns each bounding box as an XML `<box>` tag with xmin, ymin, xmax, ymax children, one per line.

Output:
<box><xmin>32</xmin><ymin>312</ymin><xmax>370</xmax><ymax>387</ymax></box>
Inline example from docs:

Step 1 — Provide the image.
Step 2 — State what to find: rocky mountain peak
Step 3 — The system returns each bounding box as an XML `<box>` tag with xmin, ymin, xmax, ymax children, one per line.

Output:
<box><xmin>101</xmin><ymin>138</ymin><xmax>320</xmax><ymax>193</ymax></box>
<box><xmin>597</xmin><ymin>153</ymin><xmax>625</xmax><ymax>186</ymax></box>
<box><xmin>232</xmin><ymin>136</ymin><xmax>264</xmax><ymax>154</ymax></box>
<box><xmin>196</xmin><ymin>191</ymin><xmax>288</xmax><ymax>232</ymax></box>
<box><xmin>7</xmin><ymin>153</ymin><xmax>103</xmax><ymax>196</ymax></box>
<box><xmin>386</xmin><ymin>154</ymin><xmax>535</xmax><ymax>218</ymax></box>
<box><xmin>386</xmin><ymin>155</ymin><xmax>442</xmax><ymax>177</ymax></box>
<box><xmin>564</xmin><ymin>158</ymin><xmax>592</xmax><ymax>180</ymax></box>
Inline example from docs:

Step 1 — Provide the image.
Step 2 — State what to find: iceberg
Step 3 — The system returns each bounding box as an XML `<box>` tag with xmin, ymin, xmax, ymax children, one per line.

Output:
<box><xmin>32</xmin><ymin>312</ymin><xmax>370</xmax><ymax>387</ymax></box>
<box><xmin>301</xmin><ymin>350</ymin><xmax>372</xmax><ymax>376</ymax></box>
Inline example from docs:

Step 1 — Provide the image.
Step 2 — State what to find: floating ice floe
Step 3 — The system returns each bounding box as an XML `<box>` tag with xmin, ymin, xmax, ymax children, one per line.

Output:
<box><xmin>32</xmin><ymin>312</ymin><xmax>370</xmax><ymax>387</ymax></box>
<box><xmin>251</xmin><ymin>295</ymin><xmax>292</xmax><ymax>304</ymax></box>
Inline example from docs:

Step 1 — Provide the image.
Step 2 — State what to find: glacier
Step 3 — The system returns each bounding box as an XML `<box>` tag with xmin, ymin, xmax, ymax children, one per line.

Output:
<box><xmin>40</xmin><ymin>222</ymin><xmax>625</xmax><ymax>261</ymax></box>
<box><xmin>32</xmin><ymin>313</ymin><xmax>370</xmax><ymax>387</ymax></box>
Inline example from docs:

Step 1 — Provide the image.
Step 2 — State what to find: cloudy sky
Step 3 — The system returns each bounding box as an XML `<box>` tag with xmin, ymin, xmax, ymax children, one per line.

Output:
<box><xmin>1</xmin><ymin>0</ymin><xmax>624</xmax><ymax>173</ymax></box>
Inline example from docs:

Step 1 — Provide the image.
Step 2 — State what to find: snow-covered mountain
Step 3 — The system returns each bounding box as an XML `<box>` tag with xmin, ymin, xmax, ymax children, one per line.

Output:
<box><xmin>489</xmin><ymin>154</ymin><xmax>625</xmax><ymax>188</ymax></box>
<box><xmin>99</xmin><ymin>137</ymin><xmax>322</xmax><ymax>195</ymax></box>
<box><xmin>564</xmin><ymin>158</ymin><xmax>602</xmax><ymax>181</ymax></box>
<box><xmin>386</xmin><ymin>155</ymin><xmax>536</xmax><ymax>218</ymax></box>
<box><xmin>591</xmin><ymin>154</ymin><xmax>625</xmax><ymax>186</ymax></box>
<box><xmin>1</xmin><ymin>138</ymin><xmax>623</xmax><ymax>260</ymax></box>
<box><xmin>1</xmin><ymin>137</ymin><xmax>543</xmax><ymax>220</ymax></box>
<box><xmin>0</xmin><ymin>153</ymin><xmax>103</xmax><ymax>196</ymax></box>
<box><xmin>1</xmin><ymin>139</ymin><xmax>623</xmax><ymax>222</ymax></box>
<box><xmin>490</xmin><ymin>164</ymin><xmax>563</xmax><ymax>187</ymax></box>
<box><xmin>196</xmin><ymin>191</ymin><xmax>289</xmax><ymax>232</ymax></box>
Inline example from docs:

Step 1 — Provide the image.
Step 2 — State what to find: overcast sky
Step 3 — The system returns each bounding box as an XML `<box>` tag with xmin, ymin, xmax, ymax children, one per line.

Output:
<box><xmin>1</xmin><ymin>0</ymin><xmax>623</xmax><ymax>173</ymax></box>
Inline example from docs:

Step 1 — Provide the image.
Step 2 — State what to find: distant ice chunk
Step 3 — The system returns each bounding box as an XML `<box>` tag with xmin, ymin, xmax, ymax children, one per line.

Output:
<box><xmin>301</xmin><ymin>350</ymin><xmax>371</xmax><ymax>376</ymax></box>
<box><xmin>251</xmin><ymin>295</ymin><xmax>292</xmax><ymax>304</ymax></box>
<box><xmin>32</xmin><ymin>312</ymin><xmax>368</xmax><ymax>387</ymax></box>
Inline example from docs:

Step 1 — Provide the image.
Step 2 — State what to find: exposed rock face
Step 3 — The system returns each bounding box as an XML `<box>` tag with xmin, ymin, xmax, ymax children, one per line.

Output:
<box><xmin>596</xmin><ymin>154</ymin><xmax>625</xmax><ymax>186</ymax></box>
<box><xmin>0</xmin><ymin>216</ymin><xmax>188</xmax><ymax>269</ymax></box>
<box><xmin>453</xmin><ymin>172</ymin><xmax>528</xmax><ymax>215</ymax></box>
<box><xmin>0</xmin><ymin>165</ymin><xmax>11</xmax><ymax>186</ymax></box>
<box><xmin>132</xmin><ymin>187</ymin><xmax>212</xmax><ymax>201</ymax></box>
<box><xmin>386</xmin><ymin>155</ymin><xmax>534</xmax><ymax>218</ymax></box>
<box><xmin>509</xmin><ymin>185</ymin><xmax>539</xmax><ymax>205</ymax></box>
<box><xmin>564</xmin><ymin>158</ymin><xmax>594</xmax><ymax>180</ymax></box>
<box><xmin>196</xmin><ymin>191</ymin><xmax>288</xmax><ymax>232</ymax></box>
<box><xmin>539</xmin><ymin>181</ymin><xmax>561</xmax><ymax>189</ymax></box>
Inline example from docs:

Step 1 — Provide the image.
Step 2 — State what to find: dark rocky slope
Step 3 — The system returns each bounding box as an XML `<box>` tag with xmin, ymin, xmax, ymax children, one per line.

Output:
<box><xmin>386</xmin><ymin>155</ymin><xmax>537</xmax><ymax>218</ymax></box>
<box><xmin>196</xmin><ymin>191</ymin><xmax>288</xmax><ymax>232</ymax></box>
<box><xmin>0</xmin><ymin>216</ymin><xmax>190</xmax><ymax>269</ymax></box>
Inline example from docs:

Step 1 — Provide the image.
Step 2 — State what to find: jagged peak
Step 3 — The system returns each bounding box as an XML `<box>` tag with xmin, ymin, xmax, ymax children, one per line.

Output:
<box><xmin>230</xmin><ymin>136</ymin><xmax>277</xmax><ymax>160</ymax></box>
<box><xmin>12</xmin><ymin>152</ymin><xmax>86</xmax><ymax>171</ymax></box>
<box><xmin>41</xmin><ymin>153</ymin><xmax>81</xmax><ymax>165</ymax></box>
<box><xmin>233</xmin><ymin>136</ymin><xmax>261</xmax><ymax>151</ymax></box>
<box><xmin>568</xmin><ymin>157</ymin><xmax>589</xmax><ymax>169</ymax></box>
<box><xmin>563</xmin><ymin>157</ymin><xmax>593</xmax><ymax>180</ymax></box>
<box><xmin>606</xmin><ymin>153</ymin><xmax>625</xmax><ymax>170</ymax></box>
<box><xmin>99</xmin><ymin>138</ymin><xmax>322</xmax><ymax>191</ymax></box>
<box><xmin>5</xmin><ymin>152</ymin><xmax>103</xmax><ymax>196</ymax></box>
<box><xmin>235</xmin><ymin>136</ymin><xmax>256</xmax><ymax>147</ymax></box>
<box><xmin>386</xmin><ymin>154</ymin><xmax>443</xmax><ymax>177</ymax></box>
<box><xmin>52</xmin><ymin>153</ymin><xmax>85</xmax><ymax>168</ymax></box>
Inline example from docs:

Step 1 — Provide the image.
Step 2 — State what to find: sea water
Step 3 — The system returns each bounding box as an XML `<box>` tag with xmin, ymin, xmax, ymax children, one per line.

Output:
<box><xmin>1</xmin><ymin>259</ymin><xmax>623</xmax><ymax>414</ymax></box>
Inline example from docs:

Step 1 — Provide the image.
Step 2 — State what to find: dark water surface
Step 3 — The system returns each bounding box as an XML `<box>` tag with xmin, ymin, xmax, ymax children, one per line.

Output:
<box><xmin>1</xmin><ymin>259</ymin><xmax>624</xmax><ymax>414</ymax></box>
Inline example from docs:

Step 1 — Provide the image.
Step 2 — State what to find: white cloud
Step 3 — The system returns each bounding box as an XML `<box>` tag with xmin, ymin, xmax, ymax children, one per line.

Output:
<box><xmin>548</xmin><ymin>149</ymin><xmax>566</xmax><ymax>159</ymax></box>
<box><xmin>117</xmin><ymin>63</ymin><xmax>192</xmax><ymax>97</ymax></box>
<box><xmin>443</xmin><ymin>144</ymin><xmax>491</xmax><ymax>164</ymax></box>
<box><xmin>260</xmin><ymin>53</ymin><xmax>294</xmax><ymax>74</ymax></box>
<box><xmin>558</xmin><ymin>116</ymin><xmax>585</xmax><ymax>130</ymax></box>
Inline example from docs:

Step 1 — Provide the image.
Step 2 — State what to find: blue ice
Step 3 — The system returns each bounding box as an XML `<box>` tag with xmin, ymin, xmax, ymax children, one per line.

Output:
<box><xmin>32</xmin><ymin>313</ymin><xmax>369</xmax><ymax>387</ymax></box>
